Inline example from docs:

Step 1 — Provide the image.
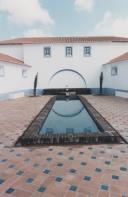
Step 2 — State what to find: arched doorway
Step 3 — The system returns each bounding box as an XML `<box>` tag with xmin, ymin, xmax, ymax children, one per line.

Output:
<box><xmin>48</xmin><ymin>69</ymin><xmax>86</xmax><ymax>89</ymax></box>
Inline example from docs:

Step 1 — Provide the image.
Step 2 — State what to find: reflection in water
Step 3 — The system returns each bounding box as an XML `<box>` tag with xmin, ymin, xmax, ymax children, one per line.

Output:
<box><xmin>52</xmin><ymin>105</ymin><xmax>84</xmax><ymax>117</ymax></box>
<box><xmin>40</xmin><ymin>98</ymin><xmax>99</xmax><ymax>134</ymax></box>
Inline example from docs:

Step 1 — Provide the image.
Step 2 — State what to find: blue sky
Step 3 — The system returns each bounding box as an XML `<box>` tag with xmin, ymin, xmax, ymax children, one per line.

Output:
<box><xmin>0</xmin><ymin>0</ymin><xmax>128</xmax><ymax>40</ymax></box>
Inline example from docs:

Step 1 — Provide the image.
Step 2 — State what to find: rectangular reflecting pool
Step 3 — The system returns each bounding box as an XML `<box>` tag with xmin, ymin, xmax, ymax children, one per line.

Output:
<box><xmin>40</xmin><ymin>97</ymin><xmax>99</xmax><ymax>134</ymax></box>
<box><xmin>16</xmin><ymin>95</ymin><xmax>121</xmax><ymax>146</ymax></box>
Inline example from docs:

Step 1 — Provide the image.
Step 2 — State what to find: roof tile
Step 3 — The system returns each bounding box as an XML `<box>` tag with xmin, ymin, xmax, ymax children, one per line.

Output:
<box><xmin>0</xmin><ymin>36</ymin><xmax>128</xmax><ymax>45</ymax></box>
<box><xmin>104</xmin><ymin>52</ymin><xmax>128</xmax><ymax>65</ymax></box>
<box><xmin>0</xmin><ymin>53</ymin><xmax>30</xmax><ymax>67</ymax></box>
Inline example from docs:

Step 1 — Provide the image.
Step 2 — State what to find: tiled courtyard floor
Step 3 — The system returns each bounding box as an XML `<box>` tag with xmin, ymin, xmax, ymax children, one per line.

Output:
<box><xmin>83</xmin><ymin>95</ymin><xmax>128</xmax><ymax>143</ymax></box>
<box><xmin>0</xmin><ymin>95</ymin><xmax>127</xmax><ymax>197</ymax></box>
<box><xmin>0</xmin><ymin>96</ymin><xmax>52</xmax><ymax>147</ymax></box>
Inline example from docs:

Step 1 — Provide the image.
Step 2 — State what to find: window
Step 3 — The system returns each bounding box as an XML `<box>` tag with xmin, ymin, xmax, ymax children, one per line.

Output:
<box><xmin>0</xmin><ymin>65</ymin><xmax>4</xmax><ymax>77</ymax></box>
<box><xmin>22</xmin><ymin>69</ymin><xmax>28</xmax><ymax>78</ymax></box>
<box><xmin>66</xmin><ymin>47</ymin><xmax>72</xmax><ymax>57</ymax></box>
<box><xmin>44</xmin><ymin>47</ymin><xmax>51</xmax><ymax>57</ymax></box>
<box><xmin>111</xmin><ymin>66</ymin><xmax>118</xmax><ymax>76</ymax></box>
<box><xmin>84</xmin><ymin>46</ymin><xmax>91</xmax><ymax>56</ymax></box>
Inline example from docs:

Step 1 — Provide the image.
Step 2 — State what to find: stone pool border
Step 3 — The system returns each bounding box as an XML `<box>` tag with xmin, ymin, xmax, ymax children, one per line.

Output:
<box><xmin>15</xmin><ymin>95</ymin><xmax>122</xmax><ymax>146</ymax></box>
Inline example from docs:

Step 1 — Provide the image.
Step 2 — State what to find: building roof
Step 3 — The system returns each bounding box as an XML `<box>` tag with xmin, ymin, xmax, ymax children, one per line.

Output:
<box><xmin>0</xmin><ymin>36</ymin><xmax>128</xmax><ymax>45</ymax></box>
<box><xmin>104</xmin><ymin>52</ymin><xmax>128</xmax><ymax>65</ymax></box>
<box><xmin>0</xmin><ymin>53</ymin><xmax>31</xmax><ymax>67</ymax></box>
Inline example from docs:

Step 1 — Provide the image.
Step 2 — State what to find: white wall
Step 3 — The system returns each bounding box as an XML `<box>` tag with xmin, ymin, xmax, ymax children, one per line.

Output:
<box><xmin>0</xmin><ymin>44</ymin><xmax>23</xmax><ymax>60</ymax></box>
<box><xmin>103</xmin><ymin>60</ymin><xmax>128</xmax><ymax>91</ymax></box>
<box><xmin>0</xmin><ymin>61</ymin><xmax>31</xmax><ymax>94</ymax></box>
<box><xmin>49</xmin><ymin>70</ymin><xmax>86</xmax><ymax>88</ymax></box>
<box><xmin>23</xmin><ymin>41</ymin><xmax>128</xmax><ymax>90</ymax></box>
<box><xmin>0</xmin><ymin>41</ymin><xmax>128</xmax><ymax>96</ymax></box>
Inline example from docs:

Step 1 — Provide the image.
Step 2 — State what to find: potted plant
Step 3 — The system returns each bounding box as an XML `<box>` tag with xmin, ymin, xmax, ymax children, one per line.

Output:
<box><xmin>99</xmin><ymin>72</ymin><xmax>103</xmax><ymax>95</ymax></box>
<box><xmin>33</xmin><ymin>72</ymin><xmax>38</xmax><ymax>96</ymax></box>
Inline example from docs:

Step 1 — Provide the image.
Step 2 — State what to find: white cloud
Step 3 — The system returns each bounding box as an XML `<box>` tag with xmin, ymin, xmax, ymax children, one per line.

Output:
<box><xmin>0</xmin><ymin>0</ymin><xmax>54</xmax><ymax>26</ymax></box>
<box><xmin>94</xmin><ymin>11</ymin><xmax>128</xmax><ymax>36</ymax></box>
<box><xmin>74</xmin><ymin>0</ymin><xmax>94</xmax><ymax>12</ymax></box>
<box><xmin>23</xmin><ymin>28</ymin><xmax>53</xmax><ymax>37</ymax></box>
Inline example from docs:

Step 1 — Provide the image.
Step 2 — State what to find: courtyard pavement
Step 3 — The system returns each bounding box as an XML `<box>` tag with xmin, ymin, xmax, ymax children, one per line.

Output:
<box><xmin>83</xmin><ymin>95</ymin><xmax>128</xmax><ymax>143</ymax></box>
<box><xmin>0</xmin><ymin>95</ymin><xmax>127</xmax><ymax>197</ymax></box>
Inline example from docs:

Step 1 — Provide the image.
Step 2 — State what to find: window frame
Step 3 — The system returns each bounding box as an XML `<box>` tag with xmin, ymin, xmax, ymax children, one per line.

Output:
<box><xmin>22</xmin><ymin>69</ymin><xmax>28</xmax><ymax>78</ymax></box>
<box><xmin>111</xmin><ymin>66</ymin><xmax>118</xmax><ymax>76</ymax></box>
<box><xmin>44</xmin><ymin>46</ymin><xmax>51</xmax><ymax>57</ymax></box>
<box><xmin>0</xmin><ymin>65</ymin><xmax>5</xmax><ymax>77</ymax></box>
<box><xmin>83</xmin><ymin>46</ymin><xmax>91</xmax><ymax>57</ymax></box>
<box><xmin>65</xmin><ymin>46</ymin><xmax>73</xmax><ymax>57</ymax></box>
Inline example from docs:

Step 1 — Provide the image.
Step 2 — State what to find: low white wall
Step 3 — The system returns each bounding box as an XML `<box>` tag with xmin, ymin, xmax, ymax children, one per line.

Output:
<box><xmin>115</xmin><ymin>91</ymin><xmax>128</xmax><ymax>98</ymax></box>
<box><xmin>9</xmin><ymin>92</ymin><xmax>25</xmax><ymax>99</ymax></box>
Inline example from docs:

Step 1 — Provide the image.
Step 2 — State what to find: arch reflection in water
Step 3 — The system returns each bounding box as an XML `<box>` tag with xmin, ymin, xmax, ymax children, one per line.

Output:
<box><xmin>40</xmin><ymin>96</ymin><xmax>99</xmax><ymax>134</ymax></box>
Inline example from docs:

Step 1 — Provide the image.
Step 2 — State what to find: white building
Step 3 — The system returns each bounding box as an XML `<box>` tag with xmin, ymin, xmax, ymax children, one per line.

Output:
<box><xmin>103</xmin><ymin>52</ymin><xmax>128</xmax><ymax>98</ymax></box>
<box><xmin>0</xmin><ymin>36</ymin><xmax>128</xmax><ymax>100</ymax></box>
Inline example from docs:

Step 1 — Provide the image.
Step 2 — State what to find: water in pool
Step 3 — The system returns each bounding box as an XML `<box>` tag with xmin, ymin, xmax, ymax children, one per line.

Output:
<box><xmin>40</xmin><ymin>97</ymin><xmax>99</xmax><ymax>134</ymax></box>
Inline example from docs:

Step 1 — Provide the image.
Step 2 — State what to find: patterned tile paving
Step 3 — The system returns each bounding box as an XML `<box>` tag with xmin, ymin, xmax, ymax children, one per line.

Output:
<box><xmin>0</xmin><ymin>96</ymin><xmax>51</xmax><ymax>147</ymax></box>
<box><xmin>0</xmin><ymin>144</ymin><xmax>127</xmax><ymax>197</ymax></box>
<box><xmin>0</xmin><ymin>95</ymin><xmax>127</xmax><ymax>196</ymax></box>
<box><xmin>84</xmin><ymin>95</ymin><xmax>128</xmax><ymax>142</ymax></box>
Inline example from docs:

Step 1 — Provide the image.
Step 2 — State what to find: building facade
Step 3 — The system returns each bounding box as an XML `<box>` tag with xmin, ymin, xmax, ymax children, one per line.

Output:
<box><xmin>0</xmin><ymin>36</ymin><xmax>128</xmax><ymax>100</ymax></box>
<box><xmin>103</xmin><ymin>52</ymin><xmax>128</xmax><ymax>98</ymax></box>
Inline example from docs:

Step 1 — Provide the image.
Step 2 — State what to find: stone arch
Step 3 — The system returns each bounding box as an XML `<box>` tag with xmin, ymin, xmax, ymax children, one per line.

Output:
<box><xmin>48</xmin><ymin>69</ymin><xmax>86</xmax><ymax>89</ymax></box>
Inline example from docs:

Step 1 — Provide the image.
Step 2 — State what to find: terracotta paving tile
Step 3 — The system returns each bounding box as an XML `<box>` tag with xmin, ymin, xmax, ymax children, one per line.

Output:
<box><xmin>76</xmin><ymin>193</ymin><xmax>88</xmax><ymax>197</ymax></box>
<box><xmin>64</xmin><ymin>190</ymin><xmax>78</xmax><ymax>197</ymax></box>
<box><xmin>110</xmin><ymin>193</ymin><xmax>122</xmax><ymax>197</ymax></box>
<box><xmin>63</xmin><ymin>174</ymin><xmax>82</xmax><ymax>185</ymax></box>
<box><xmin>78</xmin><ymin>185</ymin><xmax>99</xmax><ymax>196</ymax></box>
<box><xmin>110</xmin><ymin>185</ymin><xmax>128</xmax><ymax>196</ymax></box>
<box><xmin>98</xmin><ymin>191</ymin><xmax>110</xmax><ymax>197</ymax></box>
<box><xmin>13</xmin><ymin>189</ymin><xmax>32</xmax><ymax>197</ymax></box>
<box><xmin>46</xmin><ymin>182</ymin><xmax>69</xmax><ymax>197</ymax></box>
<box><xmin>31</xmin><ymin>191</ymin><xmax>54</xmax><ymax>197</ymax></box>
